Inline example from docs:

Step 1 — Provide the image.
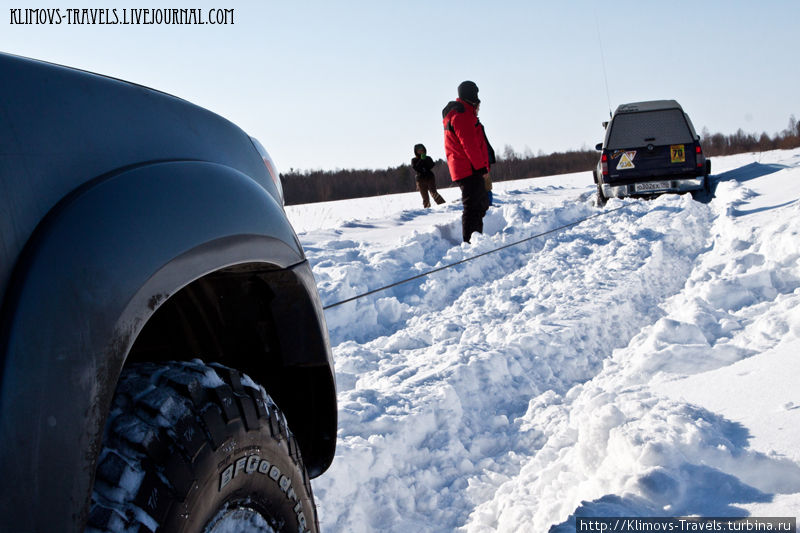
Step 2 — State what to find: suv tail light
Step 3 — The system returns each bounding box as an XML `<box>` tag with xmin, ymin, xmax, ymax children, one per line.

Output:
<box><xmin>601</xmin><ymin>153</ymin><xmax>609</xmax><ymax>176</ymax></box>
<box><xmin>695</xmin><ymin>145</ymin><xmax>703</xmax><ymax>168</ymax></box>
<box><xmin>250</xmin><ymin>137</ymin><xmax>285</xmax><ymax>205</ymax></box>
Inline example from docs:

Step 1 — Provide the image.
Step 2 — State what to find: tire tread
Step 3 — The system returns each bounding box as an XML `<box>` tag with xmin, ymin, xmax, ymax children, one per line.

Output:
<box><xmin>89</xmin><ymin>360</ymin><xmax>315</xmax><ymax>533</ymax></box>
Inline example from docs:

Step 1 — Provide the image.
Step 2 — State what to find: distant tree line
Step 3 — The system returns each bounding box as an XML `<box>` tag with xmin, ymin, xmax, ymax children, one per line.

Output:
<box><xmin>701</xmin><ymin>115</ymin><xmax>800</xmax><ymax>156</ymax></box>
<box><xmin>280</xmin><ymin>115</ymin><xmax>800</xmax><ymax>205</ymax></box>
<box><xmin>279</xmin><ymin>164</ymin><xmax>424</xmax><ymax>206</ymax></box>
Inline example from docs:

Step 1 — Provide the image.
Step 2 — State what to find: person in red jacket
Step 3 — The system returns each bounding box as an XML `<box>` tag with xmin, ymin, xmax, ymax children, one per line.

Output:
<box><xmin>442</xmin><ymin>80</ymin><xmax>494</xmax><ymax>243</ymax></box>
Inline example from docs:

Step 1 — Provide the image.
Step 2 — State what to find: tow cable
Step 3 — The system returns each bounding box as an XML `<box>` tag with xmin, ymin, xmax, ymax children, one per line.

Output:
<box><xmin>322</xmin><ymin>203</ymin><xmax>631</xmax><ymax>310</ymax></box>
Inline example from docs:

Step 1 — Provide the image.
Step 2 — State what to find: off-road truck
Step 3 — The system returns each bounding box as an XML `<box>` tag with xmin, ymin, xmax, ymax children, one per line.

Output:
<box><xmin>593</xmin><ymin>99</ymin><xmax>711</xmax><ymax>205</ymax></box>
<box><xmin>0</xmin><ymin>53</ymin><xmax>336</xmax><ymax>532</ymax></box>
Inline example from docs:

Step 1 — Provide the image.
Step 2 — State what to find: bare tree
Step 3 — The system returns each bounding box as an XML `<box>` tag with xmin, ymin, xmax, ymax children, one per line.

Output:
<box><xmin>502</xmin><ymin>144</ymin><xmax>517</xmax><ymax>161</ymax></box>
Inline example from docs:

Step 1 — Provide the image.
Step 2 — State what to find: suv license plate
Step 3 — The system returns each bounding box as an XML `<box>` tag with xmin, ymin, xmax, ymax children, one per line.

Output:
<box><xmin>635</xmin><ymin>181</ymin><xmax>670</xmax><ymax>192</ymax></box>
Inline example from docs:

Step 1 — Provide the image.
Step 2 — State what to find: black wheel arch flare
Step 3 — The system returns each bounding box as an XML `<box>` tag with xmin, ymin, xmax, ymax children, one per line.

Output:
<box><xmin>0</xmin><ymin>161</ymin><xmax>336</xmax><ymax>532</ymax></box>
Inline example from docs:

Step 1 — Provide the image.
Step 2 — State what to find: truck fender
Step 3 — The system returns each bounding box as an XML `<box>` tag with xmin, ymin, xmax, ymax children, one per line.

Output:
<box><xmin>0</xmin><ymin>160</ymin><xmax>331</xmax><ymax>531</ymax></box>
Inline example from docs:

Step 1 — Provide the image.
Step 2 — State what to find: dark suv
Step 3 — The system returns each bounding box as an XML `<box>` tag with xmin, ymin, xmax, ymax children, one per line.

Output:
<box><xmin>0</xmin><ymin>53</ymin><xmax>336</xmax><ymax>532</ymax></box>
<box><xmin>593</xmin><ymin>100</ymin><xmax>711</xmax><ymax>205</ymax></box>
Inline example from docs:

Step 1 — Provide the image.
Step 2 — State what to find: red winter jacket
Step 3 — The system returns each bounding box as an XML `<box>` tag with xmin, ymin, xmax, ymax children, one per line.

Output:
<box><xmin>442</xmin><ymin>98</ymin><xmax>490</xmax><ymax>181</ymax></box>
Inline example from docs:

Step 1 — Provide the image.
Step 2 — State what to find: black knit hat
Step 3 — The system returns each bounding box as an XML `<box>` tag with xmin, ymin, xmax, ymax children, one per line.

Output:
<box><xmin>458</xmin><ymin>80</ymin><xmax>480</xmax><ymax>105</ymax></box>
<box><xmin>414</xmin><ymin>143</ymin><xmax>426</xmax><ymax>155</ymax></box>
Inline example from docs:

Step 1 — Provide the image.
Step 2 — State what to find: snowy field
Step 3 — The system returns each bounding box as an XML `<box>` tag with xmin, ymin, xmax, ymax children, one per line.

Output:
<box><xmin>286</xmin><ymin>149</ymin><xmax>800</xmax><ymax>532</ymax></box>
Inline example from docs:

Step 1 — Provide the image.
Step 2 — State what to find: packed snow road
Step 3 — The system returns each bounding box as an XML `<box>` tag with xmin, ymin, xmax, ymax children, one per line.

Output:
<box><xmin>286</xmin><ymin>149</ymin><xmax>800</xmax><ymax>532</ymax></box>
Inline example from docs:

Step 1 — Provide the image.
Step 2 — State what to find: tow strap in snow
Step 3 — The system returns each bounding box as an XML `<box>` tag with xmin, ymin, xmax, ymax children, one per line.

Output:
<box><xmin>322</xmin><ymin>203</ymin><xmax>631</xmax><ymax>310</ymax></box>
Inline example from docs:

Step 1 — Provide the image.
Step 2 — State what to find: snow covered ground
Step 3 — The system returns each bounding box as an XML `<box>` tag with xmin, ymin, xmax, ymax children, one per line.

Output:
<box><xmin>286</xmin><ymin>149</ymin><xmax>800</xmax><ymax>532</ymax></box>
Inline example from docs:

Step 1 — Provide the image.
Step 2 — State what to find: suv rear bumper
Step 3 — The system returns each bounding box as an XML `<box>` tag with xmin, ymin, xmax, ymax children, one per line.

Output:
<box><xmin>601</xmin><ymin>176</ymin><xmax>705</xmax><ymax>198</ymax></box>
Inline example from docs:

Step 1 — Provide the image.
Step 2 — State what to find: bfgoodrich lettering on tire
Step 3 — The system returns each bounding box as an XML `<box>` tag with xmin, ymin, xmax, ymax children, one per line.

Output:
<box><xmin>87</xmin><ymin>360</ymin><xmax>319</xmax><ymax>533</ymax></box>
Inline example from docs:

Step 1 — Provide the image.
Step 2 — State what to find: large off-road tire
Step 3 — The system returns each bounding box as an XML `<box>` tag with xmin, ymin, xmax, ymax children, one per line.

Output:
<box><xmin>596</xmin><ymin>182</ymin><xmax>608</xmax><ymax>207</ymax></box>
<box><xmin>87</xmin><ymin>360</ymin><xmax>318</xmax><ymax>533</ymax></box>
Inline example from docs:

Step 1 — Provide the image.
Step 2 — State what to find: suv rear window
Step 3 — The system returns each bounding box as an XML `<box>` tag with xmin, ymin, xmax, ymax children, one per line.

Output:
<box><xmin>606</xmin><ymin>109</ymin><xmax>693</xmax><ymax>149</ymax></box>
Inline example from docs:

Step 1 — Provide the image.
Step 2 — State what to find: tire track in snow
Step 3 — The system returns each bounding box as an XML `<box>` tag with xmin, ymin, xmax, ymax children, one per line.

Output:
<box><xmin>304</xmin><ymin>190</ymin><xmax>714</xmax><ymax>532</ymax></box>
<box><xmin>467</xmin><ymin>177</ymin><xmax>800</xmax><ymax>531</ymax></box>
<box><xmin>310</xmin><ymin>197</ymin><xmax>625</xmax><ymax>345</ymax></box>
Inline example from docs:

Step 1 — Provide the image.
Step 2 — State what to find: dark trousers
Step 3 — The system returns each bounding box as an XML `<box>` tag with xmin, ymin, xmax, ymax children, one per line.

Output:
<box><xmin>457</xmin><ymin>173</ymin><xmax>490</xmax><ymax>243</ymax></box>
<box><xmin>417</xmin><ymin>176</ymin><xmax>445</xmax><ymax>208</ymax></box>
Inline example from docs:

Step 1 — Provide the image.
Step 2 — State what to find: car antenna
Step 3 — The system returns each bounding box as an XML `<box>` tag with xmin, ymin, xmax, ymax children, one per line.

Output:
<box><xmin>593</xmin><ymin>9</ymin><xmax>613</xmax><ymax>118</ymax></box>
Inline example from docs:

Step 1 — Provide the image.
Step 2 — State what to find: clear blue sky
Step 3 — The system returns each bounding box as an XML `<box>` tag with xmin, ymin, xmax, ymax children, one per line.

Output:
<box><xmin>3</xmin><ymin>0</ymin><xmax>799</xmax><ymax>172</ymax></box>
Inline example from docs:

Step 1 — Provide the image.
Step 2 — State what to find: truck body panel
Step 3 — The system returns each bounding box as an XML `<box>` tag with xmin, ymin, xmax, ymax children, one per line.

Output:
<box><xmin>0</xmin><ymin>53</ymin><xmax>336</xmax><ymax>531</ymax></box>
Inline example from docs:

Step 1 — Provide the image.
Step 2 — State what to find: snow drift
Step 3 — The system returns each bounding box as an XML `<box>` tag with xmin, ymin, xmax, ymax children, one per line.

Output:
<box><xmin>285</xmin><ymin>149</ymin><xmax>800</xmax><ymax>532</ymax></box>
